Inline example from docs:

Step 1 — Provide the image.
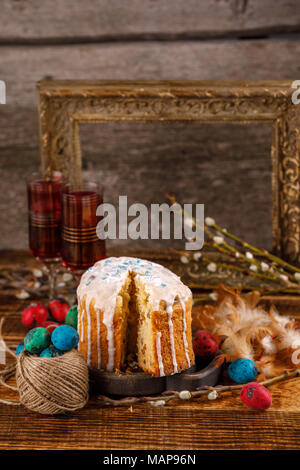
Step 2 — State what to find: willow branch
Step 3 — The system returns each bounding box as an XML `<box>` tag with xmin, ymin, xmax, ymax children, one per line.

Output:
<box><xmin>96</xmin><ymin>369</ymin><xmax>300</xmax><ymax>407</ymax></box>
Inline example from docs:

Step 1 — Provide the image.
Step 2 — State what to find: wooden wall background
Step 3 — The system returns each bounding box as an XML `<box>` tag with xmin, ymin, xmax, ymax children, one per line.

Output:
<box><xmin>1</xmin><ymin>0</ymin><xmax>300</xmax><ymax>251</ymax></box>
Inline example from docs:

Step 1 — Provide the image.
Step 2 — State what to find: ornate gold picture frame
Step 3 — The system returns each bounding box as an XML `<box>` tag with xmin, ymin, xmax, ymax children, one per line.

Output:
<box><xmin>37</xmin><ymin>80</ymin><xmax>300</xmax><ymax>269</ymax></box>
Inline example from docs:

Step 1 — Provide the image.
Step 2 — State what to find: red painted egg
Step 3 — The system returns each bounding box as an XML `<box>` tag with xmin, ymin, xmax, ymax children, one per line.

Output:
<box><xmin>21</xmin><ymin>303</ymin><xmax>48</xmax><ymax>329</ymax></box>
<box><xmin>48</xmin><ymin>298</ymin><xmax>70</xmax><ymax>322</ymax></box>
<box><xmin>36</xmin><ymin>320</ymin><xmax>59</xmax><ymax>335</ymax></box>
<box><xmin>240</xmin><ymin>382</ymin><xmax>272</xmax><ymax>410</ymax></box>
<box><xmin>193</xmin><ymin>329</ymin><xmax>219</xmax><ymax>359</ymax></box>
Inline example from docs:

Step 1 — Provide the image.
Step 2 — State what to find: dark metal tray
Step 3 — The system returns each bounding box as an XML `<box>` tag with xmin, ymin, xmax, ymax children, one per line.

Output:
<box><xmin>90</xmin><ymin>355</ymin><xmax>223</xmax><ymax>396</ymax></box>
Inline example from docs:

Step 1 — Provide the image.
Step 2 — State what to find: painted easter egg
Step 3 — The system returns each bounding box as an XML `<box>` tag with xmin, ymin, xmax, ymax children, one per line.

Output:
<box><xmin>16</xmin><ymin>342</ymin><xmax>24</xmax><ymax>356</ymax></box>
<box><xmin>24</xmin><ymin>327</ymin><xmax>51</xmax><ymax>354</ymax></box>
<box><xmin>193</xmin><ymin>330</ymin><xmax>219</xmax><ymax>359</ymax></box>
<box><xmin>40</xmin><ymin>346</ymin><xmax>64</xmax><ymax>358</ymax></box>
<box><xmin>51</xmin><ymin>325</ymin><xmax>79</xmax><ymax>351</ymax></box>
<box><xmin>228</xmin><ymin>358</ymin><xmax>258</xmax><ymax>384</ymax></box>
<box><xmin>65</xmin><ymin>305</ymin><xmax>78</xmax><ymax>330</ymax></box>
<box><xmin>22</xmin><ymin>302</ymin><xmax>48</xmax><ymax>329</ymax></box>
<box><xmin>36</xmin><ymin>320</ymin><xmax>59</xmax><ymax>335</ymax></box>
<box><xmin>48</xmin><ymin>298</ymin><xmax>70</xmax><ymax>322</ymax></box>
<box><xmin>241</xmin><ymin>382</ymin><xmax>272</xmax><ymax>410</ymax></box>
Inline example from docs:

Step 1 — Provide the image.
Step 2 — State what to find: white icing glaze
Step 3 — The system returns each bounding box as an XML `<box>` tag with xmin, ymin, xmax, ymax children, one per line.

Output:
<box><xmin>102</xmin><ymin>305</ymin><xmax>115</xmax><ymax>372</ymax></box>
<box><xmin>80</xmin><ymin>307</ymin><xmax>85</xmax><ymax>342</ymax></box>
<box><xmin>96</xmin><ymin>308</ymin><xmax>101</xmax><ymax>369</ymax></box>
<box><xmin>167</xmin><ymin>305</ymin><xmax>178</xmax><ymax>373</ymax></box>
<box><xmin>78</xmin><ymin>318</ymin><xmax>81</xmax><ymax>353</ymax></box>
<box><xmin>156</xmin><ymin>332</ymin><xmax>165</xmax><ymax>376</ymax></box>
<box><xmin>87</xmin><ymin>302</ymin><xmax>91</xmax><ymax>367</ymax></box>
<box><xmin>77</xmin><ymin>257</ymin><xmax>192</xmax><ymax>374</ymax></box>
<box><xmin>180</xmin><ymin>299</ymin><xmax>191</xmax><ymax>368</ymax></box>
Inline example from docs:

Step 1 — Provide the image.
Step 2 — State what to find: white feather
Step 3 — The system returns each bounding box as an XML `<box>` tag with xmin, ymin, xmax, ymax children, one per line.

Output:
<box><xmin>261</xmin><ymin>335</ymin><xmax>277</xmax><ymax>355</ymax></box>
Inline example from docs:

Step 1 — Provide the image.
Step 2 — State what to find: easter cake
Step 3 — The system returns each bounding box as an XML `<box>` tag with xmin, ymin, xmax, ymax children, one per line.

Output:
<box><xmin>77</xmin><ymin>257</ymin><xmax>194</xmax><ymax>376</ymax></box>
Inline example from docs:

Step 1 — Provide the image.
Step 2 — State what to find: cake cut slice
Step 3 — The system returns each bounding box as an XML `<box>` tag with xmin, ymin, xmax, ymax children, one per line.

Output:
<box><xmin>77</xmin><ymin>257</ymin><xmax>194</xmax><ymax>376</ymax></box>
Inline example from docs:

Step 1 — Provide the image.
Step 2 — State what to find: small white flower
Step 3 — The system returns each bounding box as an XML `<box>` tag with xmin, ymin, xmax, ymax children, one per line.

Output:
<box><xmin>150</xmin><ymin>400</ymin><xmax>166</xmax><ymax>407</ymax></box>
<box><xmin>180</xmin><ymin>255</ymin><xmax>189</xmax><ymax>264</ymax></box>
<box><xmin>16</xmin><ymin>290</ymin><xmax>30</xmax><ymax>300</ymax></box>
<box><xmin>33</xmin><ymin>268</ymin><xmax>43</xmax><ymax>278</ymax></box>
<box><xmin>235</xmin><ymin>252</ymin><xmax>240</xmax><ymax>258</ymax></box>
<box><xmin>250</xmin><ymin>264</ymin><xmax>257</xmax><ymax>272</ymax></box>
<box><xmin>207</xmin><ymin>262</ymin><xmax>217</xmax><ymax>273</ymax></box>
<box><xmin>213</xmin><ymin>236</ymin><xmax>224</xmax><ymax>245</ymax></box>
<box><xmin>205</xmin><ymin>217</ymin><xmax>215</xmax><ymax>227</ymax></box>
<box><xmin>57</xmin><ymin>281</ymin><xmax>66</xmax><ymax>288</ymax></box>
<box><xmin>63</xmin><ymin>272</ymin><xmax>73</xmax><ymax>282</ymax></box>
<box><xmin>295</xmin><ymin>272</ymin><xmax>300</xmax><ymax>282</ymax></box>
<box><xmin>208</xmin><ymin>390</ymin><xmax>218</xmax><ymax>400</ymax></box>
<box><xmin>209</xmin><ymin>292</ymin><xmax>218</xmax><ymax>301</ymax></box>
<box><xmin>279</xmin><ymin>274</ymin><xmax>289</xmax><ymax>283</ymax></box>
<box><xmin>261</xmin><ymin>262</ymin><xmax>269</xmax><ymax>272</ymax></box>
<box><xmin>52</xmin><ymin>170</ymin><xmax>62</xmax><ymax>181</ymax></box>
<box><xmin>223</xmin><ymin>228</ymin><xmax>228</xmax><ymax>232</ymax></box>
<box><xmin>33</xmin><ymin>281</ymin><xmax>41</xmax><ymax>289</ymax></box>
<box><xmin>246</xmin><ymin>252</ymin><xmax>253</xmax><ymax>259</ymax></box>
<box><xmin>179</xmin><ymin>390</ymin><xmax>191</xmax><ymax>400</ymax></box>
<box><xmin>193</xmin><ymin>252</ymin><xmax>202</xmax><ymax>261</ymax></box>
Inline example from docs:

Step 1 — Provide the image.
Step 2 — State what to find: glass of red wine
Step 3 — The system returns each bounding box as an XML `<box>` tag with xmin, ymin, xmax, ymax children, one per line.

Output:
<box><xmin>61</xmin><ymin>179</ymin><xmax>106</xmax><ymax>283</ymax></box>
<box><xmin>27</xmin><ymin>171</ymin><xmax>64</xmax><ymax>298</ymax></box>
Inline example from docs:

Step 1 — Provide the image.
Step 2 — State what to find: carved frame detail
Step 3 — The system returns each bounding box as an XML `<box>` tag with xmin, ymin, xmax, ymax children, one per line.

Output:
<box><xmin>37</xmin><ymin>80</ymin><xmax>300</xmax><ymax>264</ymax></box>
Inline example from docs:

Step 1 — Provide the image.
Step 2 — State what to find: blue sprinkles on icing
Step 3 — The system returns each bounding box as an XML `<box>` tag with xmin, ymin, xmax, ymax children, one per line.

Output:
<box><xmin>86</xmin><ymin>258</ymin><xmax>171</xmax><ymax>290</ymax></box>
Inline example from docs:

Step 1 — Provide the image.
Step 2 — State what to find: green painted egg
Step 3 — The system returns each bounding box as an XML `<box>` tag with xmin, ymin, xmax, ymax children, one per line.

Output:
<box><xmin>24</xmin><ymin>327</ymin><xmax>51</xmax><ymax>354</ymax></box>
<box><xmin>65</xmin><ymin>305</ymin><xmax>78</xmax><ymax>330</ymax></box>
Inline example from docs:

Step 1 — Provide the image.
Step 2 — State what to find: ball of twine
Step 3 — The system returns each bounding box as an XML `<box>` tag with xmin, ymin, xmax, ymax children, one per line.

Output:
<box><xmin>15</xmin><ymin>349</ymin><xmax>89</xmax><ymax>415</ymax></box>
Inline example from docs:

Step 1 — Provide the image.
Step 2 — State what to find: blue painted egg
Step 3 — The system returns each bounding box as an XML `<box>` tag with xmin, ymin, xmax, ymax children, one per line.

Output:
<box><xmin>16</xmin><ymin>342</ymin><xmax>24</xmax><ymax>356</ymax></box>
<box><xmin>40</xmin><ymin>346</ymin><xmax>64</xmax><ymax>358</ymax></box>
<box><xmin>51</xmin><ymin>325</ymin><xmax>79</xmax><ymax>351</ymax></box>
<box><xmin>228</xmin><ymin>358</ymin><xmax>258</xmax><ymax>384</ymax></box>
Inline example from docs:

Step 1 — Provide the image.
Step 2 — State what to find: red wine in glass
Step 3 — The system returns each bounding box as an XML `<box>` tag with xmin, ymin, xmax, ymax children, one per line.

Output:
<box><xmin>61</xmin><ymin>181</ymin><xmax>106</xmax><ymax>280</ymax></box>
<box><xmin>27</xmin><ymin>173</ymin><xmax>64</xmax><ymax>298</ymax></box>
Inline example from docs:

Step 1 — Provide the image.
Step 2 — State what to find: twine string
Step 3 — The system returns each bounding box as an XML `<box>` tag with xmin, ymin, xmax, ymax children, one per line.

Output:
<box><xmin>0</xmin><ymin>317</ymin><xmax>20</xmax><ymax>405</ymax></box>
<box><xmin>17</xmin><ymin>350</ymin><xmax>89</xmax><ymax>413</ymax></box>
<box><xmin>0</xmin><ymin>316</ymin><xmax>89</xmax><ymax>414</ymax></box>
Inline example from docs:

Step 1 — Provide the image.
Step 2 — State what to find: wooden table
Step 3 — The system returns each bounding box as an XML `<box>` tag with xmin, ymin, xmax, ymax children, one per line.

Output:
<box><xmin>0</xmin><ymin>251</ymin><xmax>300</xmax><ymax>450</ymax></box>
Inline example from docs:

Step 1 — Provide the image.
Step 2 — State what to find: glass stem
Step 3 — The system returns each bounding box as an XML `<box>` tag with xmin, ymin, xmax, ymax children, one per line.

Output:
<box><xmin>73</xmin><ymin>270</ymin><xmax>83</xmax><ymax>287</ymax></box>
<box><xmin>45</xmin><ymin>262</ymin><xmax>57</xmax><ymax>300</ymax></box>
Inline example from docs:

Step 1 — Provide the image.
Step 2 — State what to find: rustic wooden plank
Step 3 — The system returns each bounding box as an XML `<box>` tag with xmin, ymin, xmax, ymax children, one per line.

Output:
<box><xmin>1</xmin><ymin>0</ymin><xmax>300</xmax><ymax>42</ymax></box>
<box><xmin>2</xmin><ymin>40</ymin><xmax>300</xmax><ymax>108</ymax></box>
<box><xmin>0</xmin><ymin>386</ymin><xmax>299</xmax><ymax>449</ymax></box>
